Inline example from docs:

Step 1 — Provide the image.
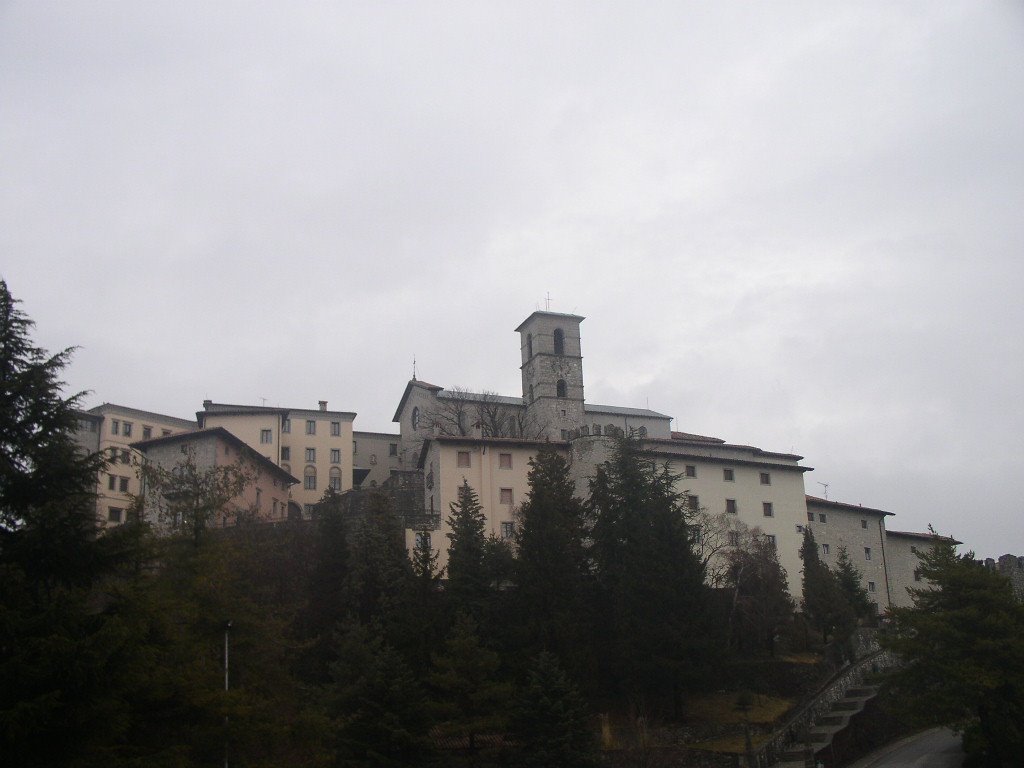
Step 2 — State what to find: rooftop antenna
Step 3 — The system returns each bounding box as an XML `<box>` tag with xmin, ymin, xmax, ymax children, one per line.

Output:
<box><xmin>545</xmin><ymin>292</ymin><xmax>552</xmax><ymax>310</ymax></box>
<box><xmin>817</xmin><ymin>481</ymin><xmax>830</xmax><ymax>500</ymax></box>
<box><xmin>260</xmin><ymin>397</ymin><xmax>267</xmax><ymax>407</ymax></box>
<box><xmin>412</xmin><ymin>355</ymin><xmax>417</xmax><ymax>381</ymax></box>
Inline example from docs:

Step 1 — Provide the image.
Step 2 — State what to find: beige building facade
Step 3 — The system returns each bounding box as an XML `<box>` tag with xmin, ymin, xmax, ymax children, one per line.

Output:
<box><xmin>199</xmin><ymin>400</ymin><xmax>356</xmax><ymax>516</ymax></box>
<box><xmin>133</xmin><ymin>427</ymin><xmax>298</xmax><ymax>529</ymax></box>
<box><xmin>353</xmin><ymin>430</ymin><xmax>403</xmax><ymax>488</ymax></box>
<box><xmin>75</xmin><ymin>403</ymin><xmax>197</xmax><ymax>527</ymax></box>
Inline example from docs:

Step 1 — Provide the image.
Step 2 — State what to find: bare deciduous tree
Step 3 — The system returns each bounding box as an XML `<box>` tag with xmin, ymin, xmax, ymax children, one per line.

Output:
<box><xmin>427</xmin><ymin>388</ymin><xmax>549</xmax><ymax>439</ymax></box>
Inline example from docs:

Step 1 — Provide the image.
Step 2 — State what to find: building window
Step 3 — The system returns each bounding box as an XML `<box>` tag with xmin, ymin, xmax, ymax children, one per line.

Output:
<box><xmin>685</xmin><ymin>465</ymin><xmax>696</xmax><ymax>478</ymax></box>
<box><xmin>107</xmin><ymin>474</ymin><xmax>116</xmax><ymax>490</ymax></box>
<box><xmin>499</xmin><ymin>453</ymin><xmax>512</xmax><ymax>469</ymax></box>
<box><xmin>111</xmin><ymin>419</ymin><xmax>120</xmax><ymax>435</ymax></box>
<box><xmin>142</xmin><ymin>426</ymin><xmax>152</xmax><ymax>439</ymax></box>
<box><xmin>500</xmin><ymin>488</ymin><xmax>513</xmax><ymax>505</ymax></box>
<box><xmin>352</xmin><ymin>440</ymin><xmax>358</xmax><ymax>454</ymax></box>
<box><xmin>416</xmin><ymin>531</ymin><xmax>432</xmax><ymax>550</ymax></box>
<box><xmin>637</xmin><ymin>426</ymin><xmax>647</xmax><ymax>438</ymax></box>
<box><xmin>370</xmin><ymin>454</ymin><xmax>377</xmax><ymax>465</ymax></box>
<box><xmin>553</xmin><ymin>328</ymin><xmax>565</xmax><ymax>355</ymax></box>
<box><xmin>260</xmin><ymin>429</ymin><xmax>272</xmax><ymax>444</ymax></box>
<box><xmin>528</xmin><ymin>384</ymin><xmax>534</xmax><ymax>402</ymax></box>
<box><xmin>501</xmin><ymin>521</ymin><xmax>515</xmax><ymax>540</ymax></box>
<box><xmin>255</xmin><ymin>488</ymin><xmax>262</xmax><ymax>510</ymax></box>
<box><xmin>687</xmin><ymin>494</ymin><xmax>700</xmax><ymax>512</ymax></box>
<box><xmin>122</xmin><ymin>422</ymin><xmax>133</xmax><ymax>437</ymax></box>
<box><xmin>861</xmin><ymin>519</ymin><xmax>867</xmax><ymax>529</ymax></box>
<box><xmin>282</xmin><ymin>418</ymin><xmax>291</xmax><ymax>433</ymax></box>
<box><xmin>305</xmin><ymin>448</ymin><xmax>316</xmax><ymax>462</ymax></box>
<box><xmin>822</xmin><ymin>543</ymin><xmax>830</xmax><ymax>555</ymax></box>
<box><xmin>593</xmin><ymin>424</ymin><xmax>602</xmax><ymax>436</ymax></box>
<box><xmin>328</xmin><ymin>421</ymin><xmax>339</xmax><ymax>436</ymax></box>
<box><xmin>864</xmin><ymin>547</ymin><xmax>872</xmax><ymax>561</ymax></box>
<box><xmin>556</xmin><ymin>379</ymin><xmax>567</xmax><ymax>398</ymax></box>
<box><xmin>411</xmin><ymin>407</ymin><xmax>420</xmax><ymax>430</ymax></box>
<box><xmin>281</xmin><ymin>447</ymin><xmax>290</xmax><ymax>461</ymax></box>
<box><xmin>527</xmin><ymin>333</ymin><xmax>533</xmax><ymax>358</ymax></box>
<box><xmin>306</xmin><ymin>419</ymin><xmax>316</xmax><ymax>435</ymax></box>
<box><xmin>108</xmin><ymin>507</ymin><xmax>123</xmax><ymax>523</ymax></box>
<box><xmin>120</xmin><ymin>449</ymin><xmax>130</xmax><ymax>463</ymax></box>
<box><xmin>807</xmin><ymin>511</ymin><xmax>814</xmax><ymax>522</ymax></box>
<box><xmin>818</xmin><ymin>513</ymin><xmax>827</xmax><ymax>523</ymax></box>
<box><xmin>330</xmin><ymin>449</ymin><xmax>340</xmax><ymax>464</ymax></box>
<box><xmin>161</xmin><ymin>429</ymin><xmax>171</xmax><ymax>436</ymax></box>
<box><xmin>119</xmin><ymin>477</ymin><xmax>129</xmax><ymax>492</ymax></box>
<box><xmin>763</xmin><ymin>502</ymin><xmax>774</xmax><ymax>517</ymax></box>
<box><xmin>272</xmin><ymin>499</ymin><xmax>279</xmax><ymax>517</ymax></box>
<box><xmin>606</xmin><ymin>423</ymin><xmax>616</xmax><ymax>436</ymax></box>
<box><xmin>728</xmin><ymin>531</ymin><xmax>740</xmax><ymax>546</ymax></box>
<box><xmin>764</xmin><ymin>534</ymin><xmax>777</xmax><ymax>549</ymax></box>
<box><xmin>759</xmin><ymin>472</ymin><xmax>771</xmax><ymax>485</ymax></box>
<box><xmin>329</xmin><ymin>467</ymin><xmax>341</xmax><ymax>491</ymax></box>
<box><xmin>303</xmin><ymin>504</ymin><xmax>314</xmax><ymax>516</ymax></box>
<box><xmin>304</xmin><ymin>466</ymin><xmax>317</xmax><ymax>490</ymax></box>
<box><xmin>868</xmin><ymin>581</ymin><xmax>876</xmax><ymax>593</ymax></box>
<box><xmin>457</xmin><ymin>451</ymin><xmax>471</xmax><ymax>468</ymax></box>
<box><xmin>726</xmin><ymin>498</ymin><xmax>737</xmax><ymax>514</ymax></box>
<box><xmin>723</xmin><ymin>468</ymin><xmax>734</xmax><ymax>482</ymax></box>
<box><xmin>561</xmin><ymin>429</ymin><xmax>569</xmax><ymax>441</ymax></box>
<box><xmin>389</xmin><ymin>443</ymin><xmax>398</xmax><ymax>457</ymax></box>
<box><xmin>914</xmin><ymin>568</ymin><xmax>922</xmax><ymax>582</ymax></box>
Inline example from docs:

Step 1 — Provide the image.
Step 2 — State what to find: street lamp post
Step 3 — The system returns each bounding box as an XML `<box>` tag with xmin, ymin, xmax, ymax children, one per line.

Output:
<box><xmin>224</xmin><ymin>620</ymin><xmax>231</xmax><ymax>768</ymax></box>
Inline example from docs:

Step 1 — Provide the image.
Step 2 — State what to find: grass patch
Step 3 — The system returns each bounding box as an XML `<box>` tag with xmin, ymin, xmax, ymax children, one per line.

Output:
<box><xmin>685</xmin><ymin>692</ymin><xmax>793</xmax><ymax>726</ymax></box>
<box><xmin>689</xmin><ymin>733</ymin><xmax>770</xmax><ymax>754</ymax></box>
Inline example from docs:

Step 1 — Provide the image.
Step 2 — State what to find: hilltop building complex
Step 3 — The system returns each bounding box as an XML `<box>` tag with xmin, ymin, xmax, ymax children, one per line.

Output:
<box><xmin>74</xmin><ymin>309</ymin><xmax>954</xmax><ymax>611</ymax></box>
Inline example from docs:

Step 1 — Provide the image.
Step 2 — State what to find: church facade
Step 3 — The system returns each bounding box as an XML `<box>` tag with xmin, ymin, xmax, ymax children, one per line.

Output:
<box><xmin>393</xmin><ymin>310</ymin><xmax>816</xmax><ymax>599</ymax></box>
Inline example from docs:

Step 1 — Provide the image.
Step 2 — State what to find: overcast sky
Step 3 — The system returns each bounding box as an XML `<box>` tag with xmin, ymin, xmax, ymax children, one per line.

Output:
<box><xmin>3</xmin><ymin>2</ymin><xmax>1022</xmax><ymax>558</ymax></box>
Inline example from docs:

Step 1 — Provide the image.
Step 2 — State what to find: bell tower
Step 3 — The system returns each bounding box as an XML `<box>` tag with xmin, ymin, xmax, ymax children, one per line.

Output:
<box><xmin>515</xmin><ymin>311</ymin><xmax>585</xmax><ymax>440</ymax></box>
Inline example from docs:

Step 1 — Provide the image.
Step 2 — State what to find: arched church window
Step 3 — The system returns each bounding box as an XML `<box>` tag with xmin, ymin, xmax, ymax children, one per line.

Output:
<box><xmin>527</xmin><ymin>333</ymin><xmax>533</xmax><ymax>359</ymax></box>
<box><xmin>637</xmin><ymin>426</ymin><xmax>648</xmax><ymax>438</ymax></box>
<box><xmin>553</xmin><ymin>328</ymin><xmax>565</xmax><ymax>355</ymax></box>
<box><xmin>411</xmin><ymin>406</ymin><xmax>420</xmax><ymax>430</ymax></box>
<box><xmin>556</xmin><ymin>379</ymin><xmax>567</xmax><ymax>398</ymax></box>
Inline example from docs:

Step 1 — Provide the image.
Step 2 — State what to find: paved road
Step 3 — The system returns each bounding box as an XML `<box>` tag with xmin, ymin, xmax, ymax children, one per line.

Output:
<box><xmin>846</xmin><ymin>727</ymin><xmax>964</xmax><ymax>768</ymax></box>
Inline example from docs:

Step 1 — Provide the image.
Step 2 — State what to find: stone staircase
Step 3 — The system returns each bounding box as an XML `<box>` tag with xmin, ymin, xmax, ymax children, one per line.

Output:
<box><xmin>770</xmin><ymin>684</ymin><xmax>880</xmax><ymax>768</ymax></box>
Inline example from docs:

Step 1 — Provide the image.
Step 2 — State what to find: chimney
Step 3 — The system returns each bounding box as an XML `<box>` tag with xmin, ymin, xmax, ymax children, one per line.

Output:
<box><xmin>319</xmin><ymin>400</ymin><xmax>328</xmax><ymax>411</ymax></box>
<box><xmin>203</xmin><ymin>399</ymin><xmax>212</xmax><ymax>409</ymax></box>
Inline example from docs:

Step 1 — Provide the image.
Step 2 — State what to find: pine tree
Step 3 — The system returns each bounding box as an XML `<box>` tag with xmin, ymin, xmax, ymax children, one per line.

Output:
<box><xmin>834</xmin><ymin>546</ymin><xmax>872</xmax><ymax>619</ymax></box>
<box><xmin>589</xmin><ymin>436</ymin><xmax>719</xmax><ymax>708</ymax></box>
<box><xmin>726</xmin><ymin>532</ymin><xmax>795</xmax><ymax>656</ymax></box>
<box><xmin>445</xmin><ymin>480</ymin><xmax>489</xmax><ymax>617</ymax></box>
<box><xmin>428</xmin><ymin>613</ymin><xmax>512</xmax><ymax>754</ymax></box>
<box><xmin>330</xmin><ymin>619</ymin><xmax>433</xmax><ymax>767</ymax></box>
<box><xmin>0</xmin><ymin>279</ymin><xmax>144</xmax><ymax>765</ymax></box>
<box><xmin>799</xmin><ymin>527</ymin><xmax>852</xmax><ymax>644</ymax></box>
<box><xmin>510</xmin><ymin>652</ymin><xmax>596</xmax><ymax>768</ymax></box>
<box><xmin>343</xmin><ymin>493</ymin><xmax>413</xmax><ymax>629</ymax></box>
<box><xmin>513</xmin><ymin>443</ymin><xmax>593</xmax><ymax>675</ymax></box>
<box><xmin>882</xmin><ymin>536</ymin><xmax>1024</xmax><ymax>766</ymax></box>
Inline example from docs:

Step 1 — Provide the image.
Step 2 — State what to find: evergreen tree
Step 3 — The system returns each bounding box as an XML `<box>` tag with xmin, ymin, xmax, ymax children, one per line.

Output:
<box><xmin>882</xmin><ymin>536</ymin><xmax>1024</xmax><ymax>766</ymax></box>
<box><xmin>510</xmin><ymin>652</ymin><xmax>596</xmax><ymax>768</ymax></box>
<box><xmin>799</xmin><ymin>528</ymin><xmax>852</xmax><ymax>644</ymax></box>
<box><xmin>445</xmin><ymin>480</ymin><xmax>489</xmax><ymax>617</ymax></box>
<box><xmin>403</xmin><ymin>530</ymin><xmax>447</xmax><ymax>675</ymax></box>
<box><xmin>330</xmin><ymin>620</ymin><xmax>433</xmax><ymax>767</ymax></box>
<box><xmin>428</xmin><ymin>613</ymin><xmax>512</xmax><ymax>754</ymax></box>
<box><xmin>834</xmin><ymin>546</ymin><xmax>873</xmax><ymax>619</ymax></box>
<box><xmin>343</xmin><ymin>493</ymin><xmax>413</xmax><ymax>630</ymax></box>
<box><xmin>513</xmin><ymin>443</ymin><xmax>593</xmax><ymax>675</ymax></box>
<box><xmin>0</xmin><ymin>279</ymin><xmax>143</xmax><ymax>765</ymax></box>
<box><xmin>726</xmin><ymin>532</ymin><xmax>795</xmax><ymax>656</ymax></box>
<box><xmin>589</xmin><ymin>436</ymin><xmax>718</xmax><ymax>708</ymax></box>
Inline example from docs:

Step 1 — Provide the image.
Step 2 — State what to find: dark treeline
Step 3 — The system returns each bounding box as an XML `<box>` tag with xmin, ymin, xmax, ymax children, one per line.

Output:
<box><xmin>3</xmin><ymin>278</ymin><xmax>825</xmax><ymax>767</ymax></box>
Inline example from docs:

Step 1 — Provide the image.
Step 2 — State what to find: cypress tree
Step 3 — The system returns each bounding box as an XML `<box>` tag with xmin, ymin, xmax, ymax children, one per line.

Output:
<box><xmin>513</xmin><ymin>443</ymin><xmax>592</xmax><ymax>675</ymax></box>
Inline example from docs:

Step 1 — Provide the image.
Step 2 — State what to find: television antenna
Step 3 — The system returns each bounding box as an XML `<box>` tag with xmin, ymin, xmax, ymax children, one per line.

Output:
<box><xmin>817</xmin><ymin>481</ymin><xmax>830</xmax><ymax>500</ymax></box>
